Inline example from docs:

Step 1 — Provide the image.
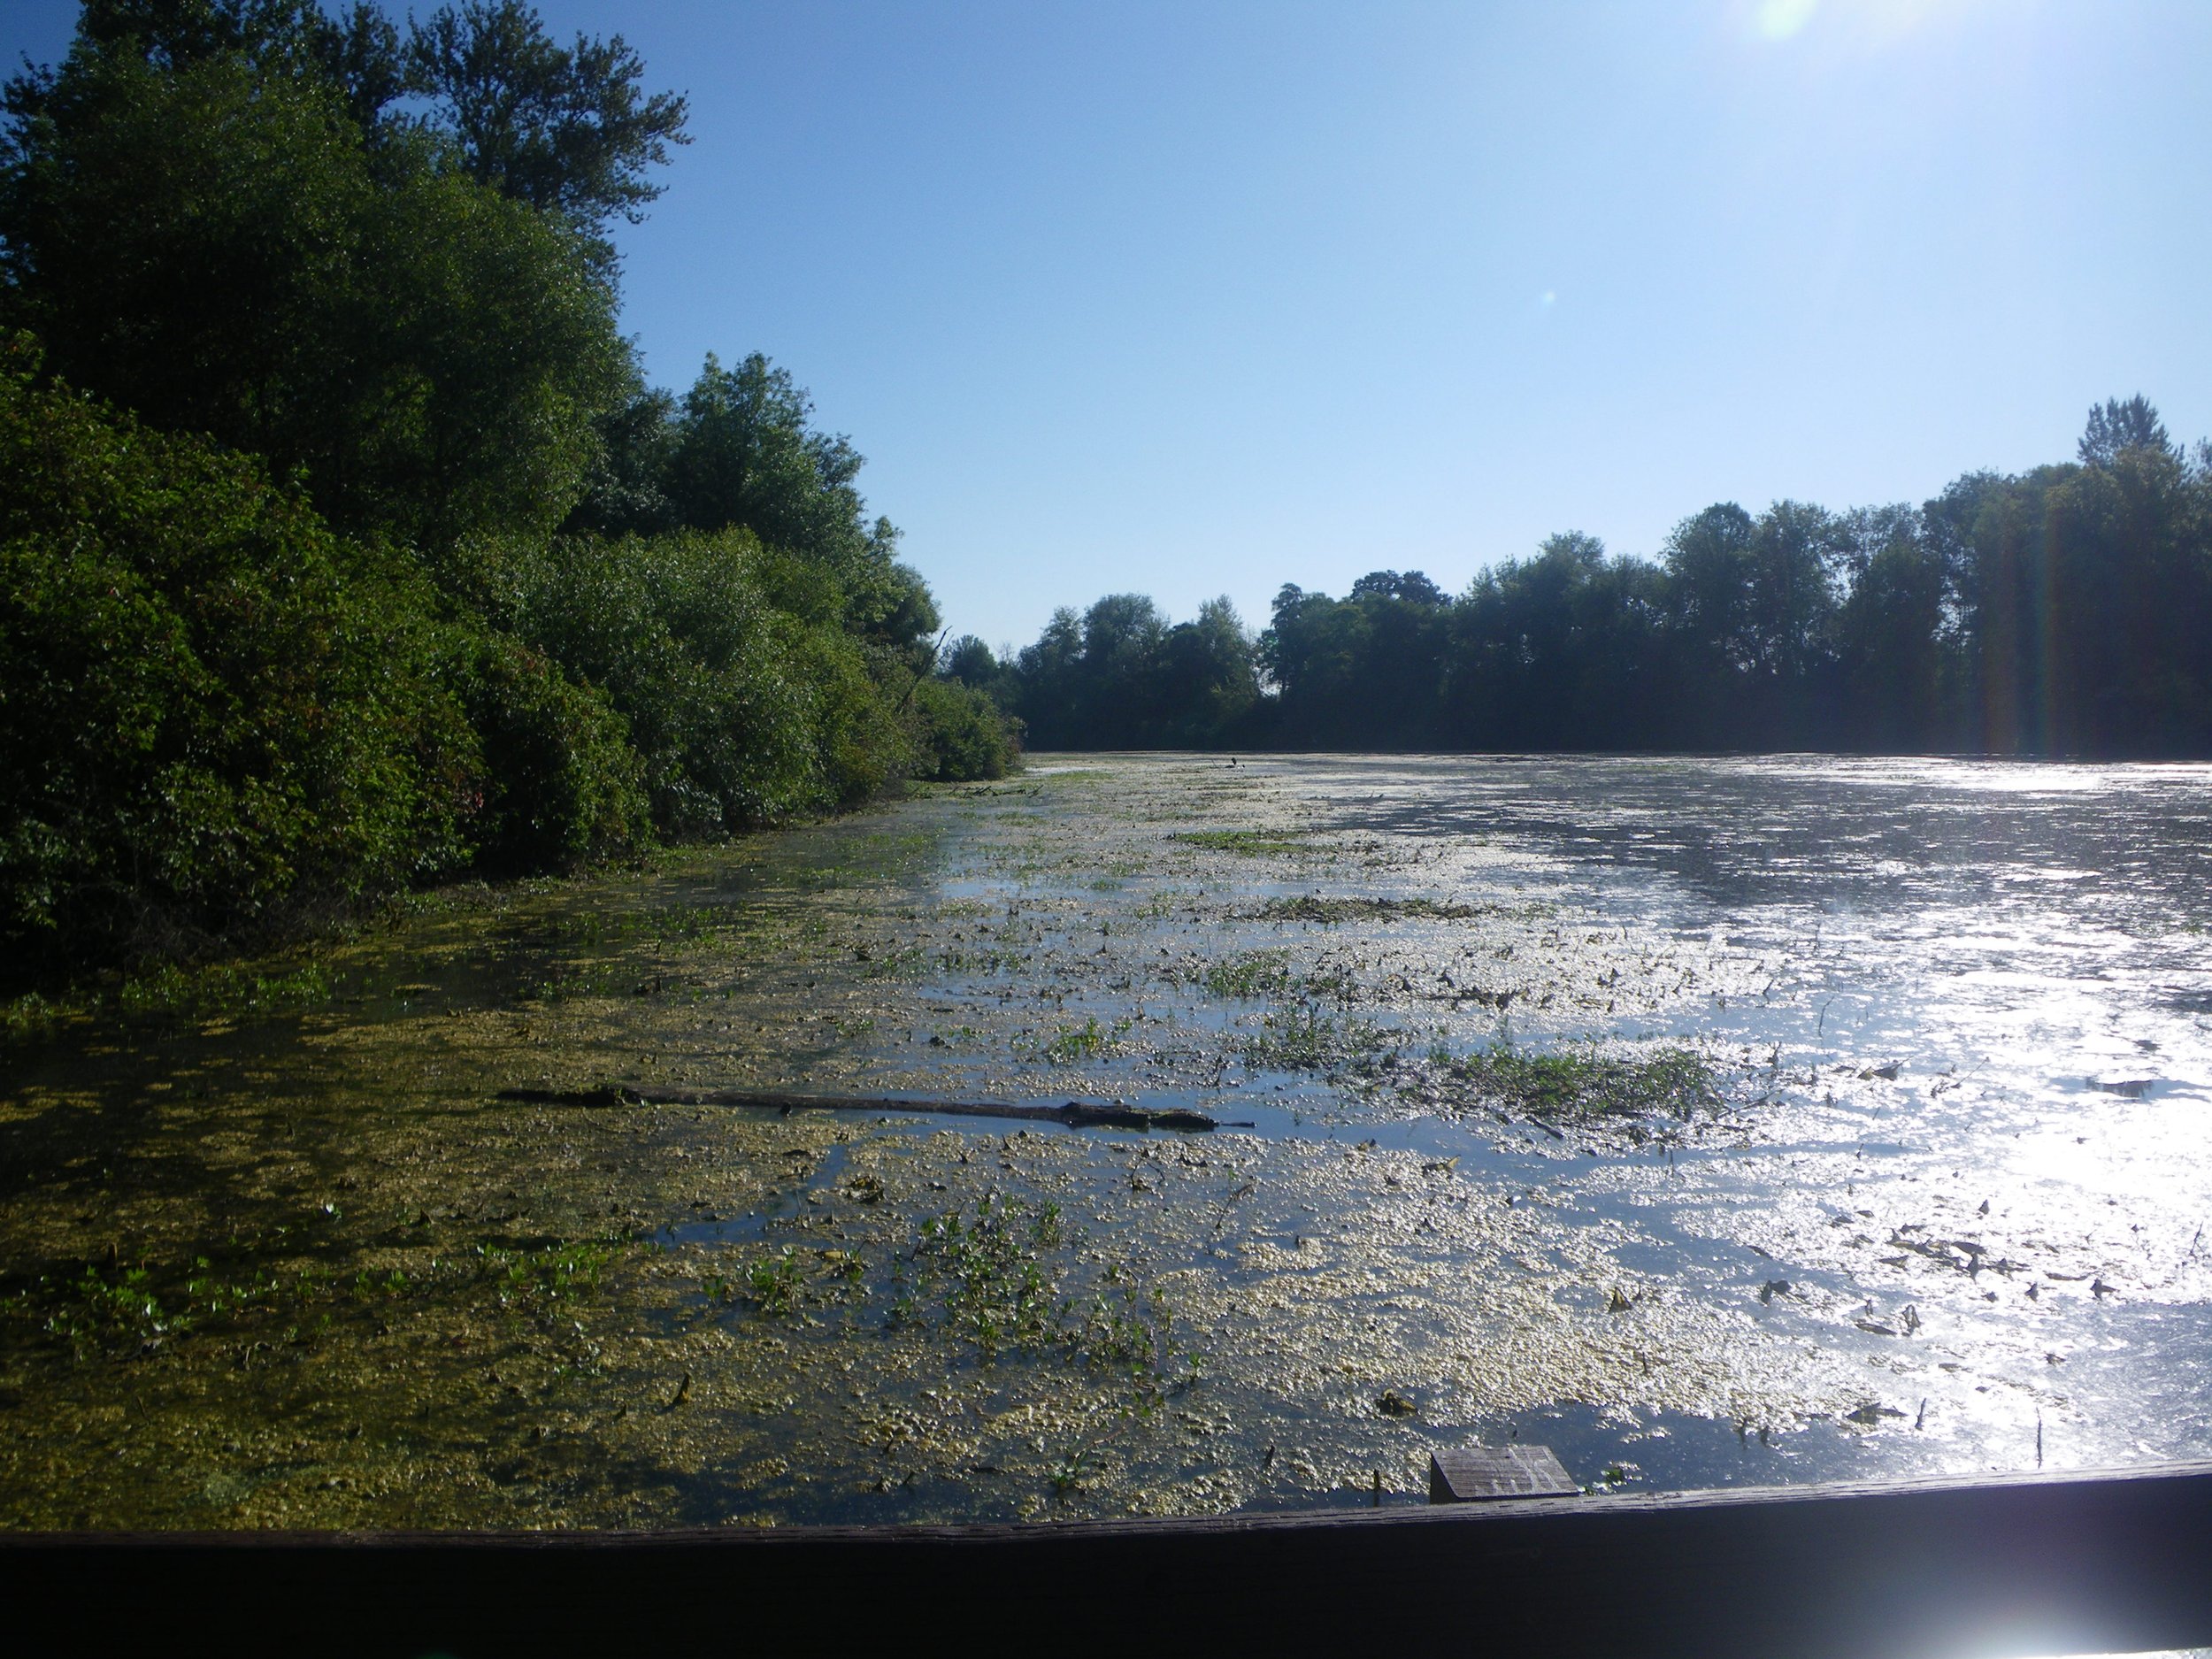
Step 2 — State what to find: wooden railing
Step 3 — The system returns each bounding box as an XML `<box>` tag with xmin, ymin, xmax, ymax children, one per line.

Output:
<box><xmin>7</xmin><ymin>1458</ymin><xmax>2212</xmax><ymax>1656</ymax></box>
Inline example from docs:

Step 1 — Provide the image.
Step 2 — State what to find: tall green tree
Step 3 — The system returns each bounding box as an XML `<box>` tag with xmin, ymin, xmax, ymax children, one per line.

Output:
<box><xmin>1157</xmin><ymin>598</ymin><xmax>1259</xmax><ymax>745</ymax></box>
<box><xmin>0</xmin><ymin>0</ymin><xmax>659</xmax><ymax>546</ymax></box>
<box><xmin>659</xmin><ymin>352</ymin><xmax>938</xmax><ymax>648</ymax></box>
<box><xmin>405</xmin><ymin>0</ymin><xmax>690</xmax><ymax>252</ymax></box>
<box><xmin>1833</xmin><ymin>507</ymin><xmax>1952</xmax><ymax>750</ymax></box>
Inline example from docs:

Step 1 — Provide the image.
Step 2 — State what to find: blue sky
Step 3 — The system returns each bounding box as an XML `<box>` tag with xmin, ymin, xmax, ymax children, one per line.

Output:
<box><xmin>7</xmin><ymin>1</ymin><xmax>2209</xmax><ymax>652</ymax></box>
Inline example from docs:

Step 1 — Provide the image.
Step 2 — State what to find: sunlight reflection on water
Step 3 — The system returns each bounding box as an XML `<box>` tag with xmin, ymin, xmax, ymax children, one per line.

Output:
<box><xmin>1261</xmin><ymin>754</ymin><xmax>2212</xmax><ymax>1478</ymax></box>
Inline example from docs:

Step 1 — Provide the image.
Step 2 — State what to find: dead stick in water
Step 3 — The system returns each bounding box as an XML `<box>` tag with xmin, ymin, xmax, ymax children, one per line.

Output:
<box><xmin>495</xmin><ymin>1085</ymin><xmax>1245</xmax><ymax>1133</ymax></box>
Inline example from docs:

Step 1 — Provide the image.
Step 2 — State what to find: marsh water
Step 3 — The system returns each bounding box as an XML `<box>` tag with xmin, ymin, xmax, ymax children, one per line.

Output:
<box><xmin>4</xmin><ymin>753</ymin><xmax>2211</xmax><ymax>1528</ymax></box>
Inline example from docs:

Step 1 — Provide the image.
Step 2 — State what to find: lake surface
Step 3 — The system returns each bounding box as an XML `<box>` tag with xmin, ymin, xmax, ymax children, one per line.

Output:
<box><xmin>4</xmin><ymin>753</ymin><xmax>2209</xmax><ymax>1527</ymax></box>
<box><xmin>1209</xmin><ymin>754</ymin><xmax>2212</xmax><ymax>1481</ymax></box>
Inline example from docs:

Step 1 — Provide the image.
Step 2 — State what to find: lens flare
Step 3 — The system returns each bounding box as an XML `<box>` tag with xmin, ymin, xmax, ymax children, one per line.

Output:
<box><xmin>1755</xmin><ymin>0</ymin><xmax>1819</xmax><ymax>40</ymax></box>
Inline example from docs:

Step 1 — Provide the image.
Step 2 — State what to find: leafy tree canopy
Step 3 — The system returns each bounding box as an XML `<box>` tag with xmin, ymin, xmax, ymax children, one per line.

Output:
<box><xmin>0</xmin><ymin>1</ymin><xmax>641</xmax><ymax>547</ymax></box>
<box><xmin>580</xmin><ymin>350</ymin><xmax>941</xmax><ymax>649</ymax></box>
<box><xmin>2079</xmin><ymin>395</ymin><xmax>2172</xmax><ymax>468</ymax></box>
<box><xmin>1007</xmin><ymin>396</ymin><xmax>2212</xmax><ymax>759</ymax></box>
<box><xmin>14</xmin><ymin>1</ymin><xmax>688</xmax><ymax>243</ymax></box>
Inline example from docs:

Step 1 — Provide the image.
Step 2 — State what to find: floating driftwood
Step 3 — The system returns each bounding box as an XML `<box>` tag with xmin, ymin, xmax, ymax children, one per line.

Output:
<box><xmin>495</xmin><ymin>1085</ymin><xmax>1243</xmax><ymax>1133</ymax></box>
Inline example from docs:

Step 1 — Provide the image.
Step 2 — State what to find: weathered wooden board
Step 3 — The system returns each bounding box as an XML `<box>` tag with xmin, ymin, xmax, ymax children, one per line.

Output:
<box><xmin>1430</xmin><ymin>1443</ymin><xmax>1579</xmax><ymax>1502</ymax></box>
<box><xmin>7</xmin><ymin>1459</ymin><xmax>2212</xmax><ymax>1658</ymax></box>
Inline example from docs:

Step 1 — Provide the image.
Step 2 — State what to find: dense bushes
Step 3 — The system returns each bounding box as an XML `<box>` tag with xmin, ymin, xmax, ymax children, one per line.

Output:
<box><xmin>0</xmin><ymin>4</ymin><xmax>1021</xmax><ymax>986</ymax></box>
<box><xmin>494</xmin><ymin>528</ymin><xmax>920</xmax><ymax>833</ymax></box>
<box><xmin>0</xmin><ymin>338</ymin><xmax>477</xmax><ymax>968</ymax></box>
<box><xmin>0</xmin><ymin>344</ymin><xmax>1018</xmax><ymax>980</ymax></box>
<box><xmin>462</xmin><ymin>632</ymin><xmax>647</xmax><ymax>876</ymax></box>
<box><xmin>909</xmin><ymin>678</ymin><xmax>1020</xmax><ymax>781</ymax></box>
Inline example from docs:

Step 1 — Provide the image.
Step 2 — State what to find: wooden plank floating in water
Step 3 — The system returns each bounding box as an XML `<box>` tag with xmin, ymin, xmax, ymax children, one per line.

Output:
<box><xmin>1429</xmin><ymin>1443</ymin><xmax>1579</xmax><ymax>1502</ymax></box>
<box><xmin>9</xmin><ymin>1460</ymin><xmax>2212</xmax><ymax>1657</ymax></box>
<box><xmin>495</xmin><ymin>1085</ymin><xmax>1246</xmax><ymax>1132</ymax></box>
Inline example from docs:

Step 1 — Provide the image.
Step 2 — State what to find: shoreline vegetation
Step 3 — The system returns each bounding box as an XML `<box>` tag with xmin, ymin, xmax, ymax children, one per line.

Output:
<box><xmin>960</xmin><ymin>395</ymin><xmax>2212</xmax><ymax>758</ymax></box>
<box><xmin>0</xmin><ymin>1</ymin><xmax>1018</xmax><ymax>1002</ymax></box>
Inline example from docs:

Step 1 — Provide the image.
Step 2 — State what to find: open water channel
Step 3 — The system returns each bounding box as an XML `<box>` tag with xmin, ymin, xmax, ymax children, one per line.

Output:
<box><xmin>3</xmin><ymin>754</ymin><xmax>2209</xmax><ymax>1532</ymax></box>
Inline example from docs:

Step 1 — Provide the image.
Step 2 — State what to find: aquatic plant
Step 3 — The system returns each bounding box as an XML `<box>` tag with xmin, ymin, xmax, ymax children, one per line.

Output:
<box><xmin>472</xmin><ymin>1239</ymin><xmax>618</xmax><ymax>1307</ymax></box>
<box><xmin>1172</xmin><ymin>829</ymin><xmax>1315</xmax><ymax>856</ymax></box>
<box><xmin>1432</xmin><ymin>1047</ymin><xmax>1719</xmax><ymax>1127</ymax></box>
<box><xmin>1248</xmin><ymin>895</ymin><xmax>1504</xmax><ymax>925</ymax></box>
<box><xmin>1202</xmin><ymin>950</ymin><xmax>1293</xmax><ymax>1000</ymax></box>
<box><xmin>907</xmin><ymin>1197</ymin><xmax>1181</xmax><ymax>1393</ymax></box>
<box><xmin>1240</xmin><ymin>1005</ymin><xmax>1393</xmax><ymax>1071</ymax></box>
<box><xmin>744</xmin><ymin>1248</ymin><xmax>807</xmax><ymax>1316</ymax></box>
<box><xmin>117</xmin><ymin>961</ymin><xmax>334</xmax><ymax>1019</ymax></box>
<box><xmin>1042</xmin><ymin>1017</ymin><xmax>1111</xmax><ymax>1064</ymax></box>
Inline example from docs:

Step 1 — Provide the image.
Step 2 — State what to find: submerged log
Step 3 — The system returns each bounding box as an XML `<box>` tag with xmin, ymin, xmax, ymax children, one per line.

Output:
<box><xmin>494</xmin><ymin>1085</ymin><xmax>1241</xmax><ymax>1133</ymax></box>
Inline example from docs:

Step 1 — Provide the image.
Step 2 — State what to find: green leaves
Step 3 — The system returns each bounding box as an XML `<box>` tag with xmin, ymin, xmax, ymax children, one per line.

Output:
<box><xmin>2</xmin><ymin>35</ymin><xmax>624</xmax><ymax>548</ymax></box>
<box><xmin>0</xmin><ymin>6</ymin><xmax>956</xmax><ymax>987</ymax></box>
<box><xmin>406</xmin><ymin>0</ymin><xmax>691</xmax><ymax>235</ymax></box>
<box><xmin>0</xmin><ymin>342</ymin><xmax>480</xmax><ymax>972</ymax></box>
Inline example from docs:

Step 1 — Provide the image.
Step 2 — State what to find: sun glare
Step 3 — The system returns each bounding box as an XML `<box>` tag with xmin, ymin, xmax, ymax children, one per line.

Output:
<box><xmin>1750</xmin><ymin>0</ymin><xmax>1993</xmax><ymax>50</ymax></box>
<box><xmin>1755</xmin><ymin>0</ymin><xmax>1821</xmax><ymax>40</ymax></box>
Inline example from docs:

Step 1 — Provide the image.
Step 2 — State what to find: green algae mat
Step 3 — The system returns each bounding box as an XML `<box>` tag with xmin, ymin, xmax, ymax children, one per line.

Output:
<box><xmin>7</xmin><ymin>755</ymin><xmax>2208</xmax><ymax>1527</ymax></box>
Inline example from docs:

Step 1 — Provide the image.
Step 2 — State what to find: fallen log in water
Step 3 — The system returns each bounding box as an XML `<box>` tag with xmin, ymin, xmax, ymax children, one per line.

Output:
<box><xmin>494</xmin><ymin>1085</ymin><xmax>1243</xmax><ymax>1132</ymax></box>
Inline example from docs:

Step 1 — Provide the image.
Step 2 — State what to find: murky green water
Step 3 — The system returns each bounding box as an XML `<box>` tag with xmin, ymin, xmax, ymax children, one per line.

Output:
<box><xmin>4</xmin><ymin>753</ymin><xmax>2208</xmax><ymax>1527</ymax></box>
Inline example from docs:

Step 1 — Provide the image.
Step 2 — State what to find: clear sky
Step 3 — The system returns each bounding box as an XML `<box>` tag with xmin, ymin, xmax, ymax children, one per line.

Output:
<box><xmin>6</xmin><ymin>1</ymin><xmax>2209</xmax><ymax>653</ymax></box>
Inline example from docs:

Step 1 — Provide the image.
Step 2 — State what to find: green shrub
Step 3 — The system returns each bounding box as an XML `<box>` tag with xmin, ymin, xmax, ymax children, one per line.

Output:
<box><xmin>910</xmin><ymin>678</ymin><xmax>1021</xmax><ymax>781</ymax></box>
<box><xmin>464</xmin><ymin>632</ymin><xmax>650</xmax><ymax>873</ymax></box>
<box><xmin>495</xmin><ymin>527</ymin><xmax>921</xmax><ymax>833</ymax></box>
<box><xmin>799</xmin><ymin>626</ymin><xmax>918</xmax><ymax>805</ymax></box>
<box><xmin>0</xmin><ymin>338</ymin><xmax>476</xmax><ymax>974</ymax></box>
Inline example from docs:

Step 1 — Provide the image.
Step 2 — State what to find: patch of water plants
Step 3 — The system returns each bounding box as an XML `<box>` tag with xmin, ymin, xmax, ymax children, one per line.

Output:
<box><xmin>1040</xmin><ymin>1015</ymin><xmax>1132</xmax><ymax>1064</ymax></box>
<box><xmin>4</xmin><ymin>960</ymin><xmax>337</xmax><ymax>1042</ymax></box>
<box><xmin>1171</xmin><ymin>828</ymin><xmax>1317</xmax><ymax>856</ymax></box>
<box><xmin>1247</xmin><ymin>895</ymin><xmax>1508</xmax><ymax>924</ymax></box>
<box><xmin>706</xmin><ymin>1245</ymin><xmax>864</xmax><ymax>1316</ymax></box>
<box><xmin>529</xmin><ymin>906</ymin><xmax>730</xmax><ymax>949</ymax></box>
<box><xmin>1202</xmin><ymin>950</ymin><xmax>1294</xmax><ymax>1000</ymax></box>
<box><xmin>7</xmin><ymin>1233</ymin><xmax>627</xmax><ymax>1358</ymax></box>
<box><xmin>1240</xmin><ymin>1003</ymin><xmax>1397</xmax><ymax>1071</ymax></box>
<box><xmin>903</xmin><ymin>1195</ymin><xmax>1183</xmax><ymax>1387</ymax></box>
<box><xmin>697</xmin><ymin>1194</ymin><xmax>1186</xmax><ymax>1418</ymax></box>
<box><xmin>1413</xmin><ymin>1045</ymin><xmax>1720</xmax><ymax>1132</ymax></box>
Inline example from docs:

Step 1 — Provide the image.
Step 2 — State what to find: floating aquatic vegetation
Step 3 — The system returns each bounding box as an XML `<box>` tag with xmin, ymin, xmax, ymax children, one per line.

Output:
<box><xmin>1247</xmin><ymin>896</ymin><xmax>1509</xmax><ymax>925</ymax></box>
<box><xmin>1412</xmin><ymin>1046</ymin><xmax>1719</xmax><ymax>1129</ymax></box>
<box><xmin>1202</xmin><ymin>950</ymin><xmax>1294</xmax><ymax>1000</ymax></box>
<box><xmin>1172</xmin><ymin>828</ymin><xmax>1317</xmax><ymax>856</ymax></box>
<box><xmin>9</xmin><ymin>751</ymin><xmax>2204</xmax><ymax>1528</ymax></box>
<box><xmin>1240</xmin><ymin>1005</ymin><xmax>1396</xmax><ymax>1071</ymax></box>
<box><xmin>906</xmin><ymin>1194</ymin><xmax>1181</xmax><ymax>1389</ymax></box>
<box><xmin>9</xmin><ymin>1233</ymin><xmax>622</xmax><ymax>1358</ymax></box>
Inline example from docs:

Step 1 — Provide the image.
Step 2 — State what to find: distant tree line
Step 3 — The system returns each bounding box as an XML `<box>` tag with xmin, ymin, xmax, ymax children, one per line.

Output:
<box><xmin>957</xmin><ymin>397</ymin><xmax>2212</xmax><ymax>757</ymax></box>
<box><xmin>1</xmin><ymin>0</ymin><xmax>1014</xmax><ymax>982</ymax></box>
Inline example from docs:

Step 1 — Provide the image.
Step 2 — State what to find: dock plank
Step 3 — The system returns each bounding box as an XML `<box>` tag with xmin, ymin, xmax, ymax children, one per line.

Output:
<box><xmin>1430</xmin><ymin>1443</ymin><xmax>1580</xmax><ymax>1502</ymax></box>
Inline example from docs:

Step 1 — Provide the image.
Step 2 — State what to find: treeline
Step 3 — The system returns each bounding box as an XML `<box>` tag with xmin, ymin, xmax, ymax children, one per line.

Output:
<box><xmin>1</xmin><ymin>1</ymin><xmax>1013</xmax><ymax>981</ymax></box>
<box><xmin>960</xmin><ymin>398</ymin><xmax>2212</xmax><ymax>757</ymax></box>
